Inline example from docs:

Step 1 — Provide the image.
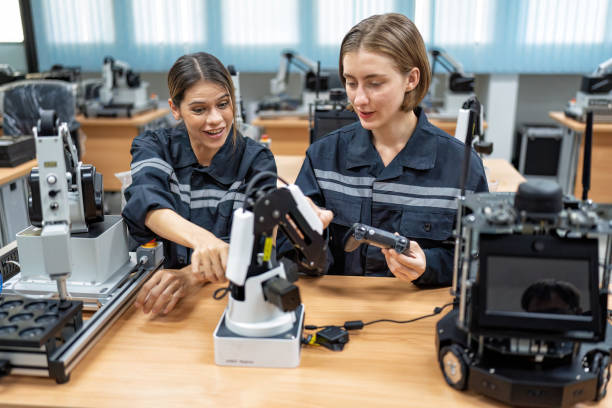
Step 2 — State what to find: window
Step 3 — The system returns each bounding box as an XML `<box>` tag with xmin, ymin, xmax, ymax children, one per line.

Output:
<box><xmin>430</xmin><ymin>0</ymin><xmax>494</xmax><ymax>46</ymax></box>
<box><xmin>316</xmin><ymin>0</ymin><xmax>395</xmax><ymax>45</ymax></box>
<box><xmin>524</xmin><ymin>0</ymin><xmax>608</xmax><ymax>44</ymax></box>
<box><xmin>42</xmin><ymin>0</ymin><xmax>115</xmax><ymax>44</ymax></box>
<box><xmin>132</xmin><ymin>0</ymin><xmax>206</xmax><ymax>45</ymax></box>
<box><xmin>222</xmin><ymin>0</ymin><xmax>299</xmax><ymax>45</ymax></box>
<box><xmin>0</xmin><ymin>0</ymin><xmax>24</xmax><ymax>42</ymax></box>
<box><xmin>414</xmin><ymin>0</ymin><xmax>431</xmax><ymax>43</ymax></box>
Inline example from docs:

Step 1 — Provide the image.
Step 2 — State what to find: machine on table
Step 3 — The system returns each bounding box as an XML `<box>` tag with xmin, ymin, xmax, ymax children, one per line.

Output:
<box><xmin>0</xmin><ymin>110</ymin><xmax>161</xmax><ymax>383</ymax></box>
<box><xmin>308</xmin><ymin>88</ymin><xmax>358</xmax><ymax>145</ymax></box>
<box><xmin>565</xmin><ymin>57</ymin><xmax>612</xmax><ymax>123</ymax></box>
<box><xmin>454</xmin><ymin>96</ymin><xmax>493</xmax><ymax>158</ymax></box>
<box><xmin>82</xmin><ymin>57</ymin><xmax>157</xmax><ymax>118</ymax></box>
<box><xmin>214</xmin><ymin>173</ymin><xmax>327</xmax><ymax>367</ymax></box>
<box><xmin>26</xmin><ymin>64</ymin><xmax>81</xmax><ymax>84</ymax></box>
<box><xmin>436</xmin><ymin>101</ymin><xmax>612</xmax><ymax>406</ymax></box>
<box><xmin>0</xmin><ymin>78</ymin><xmax>83</xmax><ymax>165</ymax></box>
<box><xmin>427</xmin><ymin>48</ymin><xmax>476</xmax><ymax>120</ymax></box>
<box><xmin>227</xmin><ymin>65</ymin><xmax>260</xmax><ymax>141</ymax></box>
<box><xmin>0</xmin><ymin>65</ymin><xmax>25</xmax><ymax>86</ymax></box>
<box><xmin>257</xmin><ymin>50</ymin><xmax>338</xmax><ymax>118</ymax></box>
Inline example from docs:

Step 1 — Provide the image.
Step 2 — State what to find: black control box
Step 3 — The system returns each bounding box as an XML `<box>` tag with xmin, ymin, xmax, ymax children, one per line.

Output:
<box><xmin>344</xmin><ymin>223</ymin><xmax>410</xmax><ymax>254</ymax></box>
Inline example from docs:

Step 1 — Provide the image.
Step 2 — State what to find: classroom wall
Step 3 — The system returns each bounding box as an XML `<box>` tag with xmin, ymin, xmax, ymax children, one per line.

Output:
<box><xmin>514</xmin><ymin>74</ymin><xmax>582</xmax><ymax>126</ymax></box>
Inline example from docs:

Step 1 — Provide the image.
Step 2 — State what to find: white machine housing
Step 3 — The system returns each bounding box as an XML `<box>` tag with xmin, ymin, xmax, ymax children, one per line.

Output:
<box><xmin>4</xmin><ymin>118</ymin><xmax>132</xmax><ymax>307</ymax></box>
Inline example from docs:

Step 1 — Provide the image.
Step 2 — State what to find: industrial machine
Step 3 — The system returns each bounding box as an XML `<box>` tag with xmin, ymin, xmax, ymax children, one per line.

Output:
<box><xmin>257</xmin><ymin>50</ymin><xmax>335</xmax><ymax>117</ymax></box>
<box><xmin>227</xmin><ymin>65</ymin><xmax>260</xmax><ymax>141</ymax></box>
<box><xmin>565</xmin><ymin>57</ymin><xmax>612</xmax><ymax>123</ymax></box>
<box><xmin>0</xmin><ymin>65</ymin><xmax>25</xmax><ymax>86</ymax></box>
<box><xmin>428</xmin><ymin>48</ymin><xmax>476</xmax><ymax>119</ymax></box>
<box><xmin>308</xmin><ymin>88</ymin><xmax>357</xmax><ymax>144</ymax></box>
<box><xmin>214</xmin><ymin>172</ymin><xmax>327</xmax><ymax>367</ymax></box>
<box><xmin>0</xmin><ymin>110</ymin><xmax>161</xmax><ymax>382</ymax></box>
<box><xmin>26</xmin><ymin>64</ymin><xmax>81</xmax><ymax>83</ymax></box>
<box><xmin>436</xmin><ymin>99</ymin><xmax>612</xmax><ymax>406</ymax></box>
<box><xmin>82</xmin><ymin>57</ymin><xmax>157</xmax><ymax>118</ymax></box>
<box><xmin>454</xmin><ymin>96</ymin><xmax>493</xmax><ymax>157</ymax></box>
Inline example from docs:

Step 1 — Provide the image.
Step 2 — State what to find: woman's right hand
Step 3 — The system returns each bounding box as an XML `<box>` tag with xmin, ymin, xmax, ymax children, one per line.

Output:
<box><xmin>305</xmin><ymin>197</ymin><xmax>334</xmax><ymax>229</ymax></box>
<box><xmin>191</xmin><ymin>237</ymin><xmax>229</xmax><ymax>283</ymax></box>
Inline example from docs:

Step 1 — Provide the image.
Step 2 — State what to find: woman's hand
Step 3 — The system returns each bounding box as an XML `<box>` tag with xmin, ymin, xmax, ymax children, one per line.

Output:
<box><xmin>382</xmin><ymin>239</ymin><xmax>426</xmax><ymax>282</ymax></box>
<box><xmin>305</xmin><ymin>197</ymin><xmax>334</xmax><ymax>229</ymax></box>
<box><xmin>190</xmin><ymin>237</ymin><xmax>229</xmax><ymax>283</ymax></box>
<box><xmin>134</xmin><ymin>266</ymin><xmax>199</xmax><ymax>316</ymax></box>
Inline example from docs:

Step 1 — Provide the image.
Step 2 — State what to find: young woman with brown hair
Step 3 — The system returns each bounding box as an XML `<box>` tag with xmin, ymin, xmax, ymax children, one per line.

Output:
<box><xmin>122</xmin><ymin>52</ymin><xmax>276</xmax><ymax>315</ymax></box>
<box><xmin>291</xmin><ymin>13</ymin><xmax>488</xmax><ymax>285</ymax></box>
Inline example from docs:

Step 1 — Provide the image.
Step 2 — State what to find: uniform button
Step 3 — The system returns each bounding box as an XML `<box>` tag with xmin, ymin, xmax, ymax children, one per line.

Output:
<box><xmin>178</xmin><ymin>256</ymin><xmax>185</xmax><ymax>264</ymax></box>
<box><xmin>423</xmin><ymin>223</ymin><xmax>432</xmax><ymax>232</ymax></box>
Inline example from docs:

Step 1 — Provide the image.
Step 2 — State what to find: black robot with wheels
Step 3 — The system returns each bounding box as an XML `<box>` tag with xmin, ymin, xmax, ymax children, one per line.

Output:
<box><xmin>435</xmin><ymin>104</ymin><xmax>612</xmax><ymax>407</ymax></box>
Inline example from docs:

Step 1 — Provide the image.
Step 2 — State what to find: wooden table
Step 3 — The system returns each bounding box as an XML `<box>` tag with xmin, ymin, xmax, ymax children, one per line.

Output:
<box><xmin>0</xmin><ymin>159</ymin><xmax>36</xmax><ymax>186</ymax></box>
<box><xmin>277</xmin><ymin>155</ymin><xmax>524</xmax><ymax>192</ymax></box>
<box><xmin>0</xmin><ymin>276</ymin><xmax>529</xmax><ymax>407</ymax></box>
<box><xmin>549</xmin><ymin>111</ymin><xmax>612</xmax><ymax>203</ymax></box>
<box><xmin>253</xmin><ymin>116</ymin><xmax>486</xmax><ymax>157</ymax></box>
<box><xmin>77</xmin><ymin>109</ymin><xmax>170</xmax><ymax>191</ymax></box>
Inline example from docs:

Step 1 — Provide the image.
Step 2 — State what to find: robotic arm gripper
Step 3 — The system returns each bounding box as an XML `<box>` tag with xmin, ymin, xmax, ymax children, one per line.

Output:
<box><xmin>223</xmin><ymin>182</ymin><xmax>327</xmax><ymax>338</ymax></box>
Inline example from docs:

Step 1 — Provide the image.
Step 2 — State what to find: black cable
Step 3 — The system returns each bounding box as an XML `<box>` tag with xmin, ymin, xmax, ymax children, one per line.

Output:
<box><xmin>213</xmin><ymin>286</ymin><xmax>230</xmax><ymax>300</ymax></box>
<box><xmin>242</xmin><ymin>171</ymin><xmax>290</xmax><ymax>210</ymax></box>
<box><xmin>304</xmin><ymin>302</ymin><xmax>454</xmax><ymax>331</ymax></box>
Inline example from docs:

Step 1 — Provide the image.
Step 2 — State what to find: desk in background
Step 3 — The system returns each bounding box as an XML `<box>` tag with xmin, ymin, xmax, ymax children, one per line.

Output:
<box><xmin>253</xmin><ymin>116</ymin><xmax>486</xmax><ymax>156</ymax></box>
<box><xmin>277</xmin><ymin>155</ymin><xmax>524</xmax><ymax>192</ymax></box>
<box><xmin>0</xmin><ymin>159</ymin><xmax>36</xmax><ymax>246</ymax></box>
<box><xmin>77</xmin><ymin>108</ymin><xmax>170</xmax><ymax>191</ymax></box>
<box><xmin>0</xmin><ymin>275</ymin><xmax>526</xmax><ymax>407</ymax></box>
<box><xmin>549</xmin><ymin>111</ymin><xmax>612</xmax><ymax>203</ymax></box>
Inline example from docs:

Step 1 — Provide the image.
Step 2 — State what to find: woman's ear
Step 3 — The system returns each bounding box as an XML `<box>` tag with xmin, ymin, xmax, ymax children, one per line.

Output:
<box><xmin>168</xmin><ymin>98</ymin><xmax>181</xmax><ymax>121</ymax></box>
<box><xmin>405</xmin><ymin>67</ymin><xmax>420</xmax><ymax>93</ymax></box>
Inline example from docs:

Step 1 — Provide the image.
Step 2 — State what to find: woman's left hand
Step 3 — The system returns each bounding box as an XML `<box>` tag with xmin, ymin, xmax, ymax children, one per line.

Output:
<box><xmin>382</xmin><ymin>239</ymin><xmax>426</xmax><ymax>282</ymax></box>
<box><xmin>134</xmin><ymin>266</ymin><xmax>201</xmax><ymax>316</ymax></box>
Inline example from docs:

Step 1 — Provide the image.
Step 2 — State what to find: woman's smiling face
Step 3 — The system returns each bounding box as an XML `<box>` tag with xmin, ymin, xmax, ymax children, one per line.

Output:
<box><xmin>170</xmin><ymin>80</ymin><xmax>234</xmax><ymax>154</ymax></box>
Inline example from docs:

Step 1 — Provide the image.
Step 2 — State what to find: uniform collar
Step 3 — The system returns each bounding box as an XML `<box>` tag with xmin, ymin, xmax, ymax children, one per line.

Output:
<box><xmin>170</xmin><ymin>124</ymin><xmax>245</xmax><ymax>185</ymax></box>
<box><xmin>345</xmin><ymin>108</ymin><xmax>438</xmax><ymax>171</ymax></box>
<box><xmin>169</xmin><ymin>124</ymin><xmax>198</xmax><ymax>168</ymax></box>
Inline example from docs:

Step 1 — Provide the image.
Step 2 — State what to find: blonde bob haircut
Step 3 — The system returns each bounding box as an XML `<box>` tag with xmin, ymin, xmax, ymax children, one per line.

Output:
<box><xmin>339</xmin><ymin>13</ymin><xmax>431</xmax><ymax>112</ymax></box>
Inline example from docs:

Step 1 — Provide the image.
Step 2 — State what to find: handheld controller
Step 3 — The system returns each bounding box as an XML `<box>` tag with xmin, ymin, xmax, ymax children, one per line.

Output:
<box><xmin>344</xmin><ymin>223</ymin><xmax>410</xmax><ymax>254</ymax></box>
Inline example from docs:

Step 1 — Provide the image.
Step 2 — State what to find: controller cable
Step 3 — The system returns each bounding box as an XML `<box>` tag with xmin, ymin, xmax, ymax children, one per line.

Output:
<box><xmin>302</xmin><ymin>301</ymin><xmax>455</xmax><ymax>351</ymax></box>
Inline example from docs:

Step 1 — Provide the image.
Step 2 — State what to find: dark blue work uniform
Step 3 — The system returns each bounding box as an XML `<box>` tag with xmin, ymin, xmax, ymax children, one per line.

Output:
<box><xmin>122</xmin><ymin>124</ymin><xmax>276</xmax><ymax>269</ymax></box>
<box><xmin>294</xmin><ymin>108</ymin><xmax>488</xmax><ymax>286</ymax></box>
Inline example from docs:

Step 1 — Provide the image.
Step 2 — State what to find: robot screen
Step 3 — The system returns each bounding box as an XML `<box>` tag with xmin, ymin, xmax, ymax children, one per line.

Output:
<box><xmin>473</xmin><ymin>234</ymin><xmax>603</xmax><ymax>339</ymax></box>
<box><xmin>485</xmin><ymin>256</ymin><xmax>591</xmax><ymax>319</ymax></box>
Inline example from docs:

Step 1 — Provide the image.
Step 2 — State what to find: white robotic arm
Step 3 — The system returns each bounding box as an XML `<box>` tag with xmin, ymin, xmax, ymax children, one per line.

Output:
<box><xmin>225</xmin><ymin>184</ymin><xmax>323</xmax><ymax>286</ymax></box>
<box><xmin>214</xmin><ymin>177</ymin><xmax>327</xmax><ymax>367</ymax></box>
<box><xmin>430</xmin><ymin>48</ymin><xmax>475</xmax><ymax>93</ymax></box>
<box><xmin>594</xmin><ymin>57</ymin><xmax>612</xmax><ymax>76</ymax></box>
<box><xmin>270</xmin><ymin>50</ymin><xmax>320</xmax><ymax>96</ymax></box>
